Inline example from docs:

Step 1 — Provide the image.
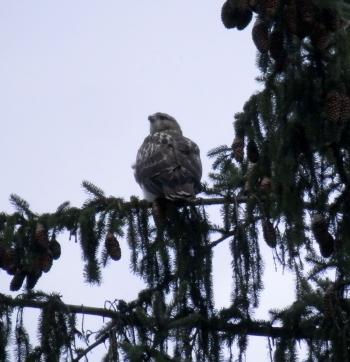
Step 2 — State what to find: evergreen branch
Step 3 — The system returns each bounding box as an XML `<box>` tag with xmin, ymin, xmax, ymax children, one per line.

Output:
<box><xmin>0</xmin><ymin>293</ymin><xmax>335</xmax><ymax>341</ymax></box>
<box><xmin>0</xmin><ymin>294</ymin><xmax>118</xmax><ymax>319</ymax></box>
<box><xmin>82</xmin><ymin>181</ymin><xmax>105</xmax><ymax>198</ymax></box>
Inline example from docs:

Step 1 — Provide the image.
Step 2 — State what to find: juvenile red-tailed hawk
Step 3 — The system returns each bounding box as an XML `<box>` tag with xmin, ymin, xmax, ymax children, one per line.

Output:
<box><xmin>134</xmin><ymin>112</ymin><xmax>202</xmax><ymax>201</ymax></box>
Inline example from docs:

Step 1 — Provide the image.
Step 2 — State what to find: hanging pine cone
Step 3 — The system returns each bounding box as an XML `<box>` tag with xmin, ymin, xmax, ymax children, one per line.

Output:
<box><xmin>260</xmin><ymin>176</ymin><xmax>272</xmax><ymax>193</ymax></box>
<box><xmin>262</xmin><ymin>219</ymin><xmax>277</xmax><ymax>248</ymax></box>
<box><xmin>236</xmin><ymin>8</ymin><xmax>253</xmax><ymax>30</ymax></box>
<box><xmin>269</xmin><ymin>28</ymin><xmax>284</xmax><ymax>60</ymax></box>
<box><xmin>221</xmin><ymin>0</ymin><xmax>253</xmax><ymax>30</ymax></box>
<box><xmin>0</xmin><ymin>245</ymin><xmax>5</xmax><ymax>269</ymax></box>
<box><xmin>248</xmin><ymin>0</ymin><xmax>260</xmax><ymax>13</ymax></box>
<box><xmin>37</xmin><ymin>253</ymin><xmax>53</xmax><ymax>273</ymax></box>
<box><xmin>252</xmin><ymin>18</ymin><xmax>270</xmax><ymax>53</ymax></box>
<box><xmin>285</xmin><ymin>1</ymin><xmax>298</xmax><ymax>35</ymax></box>
<box><xmin>105</xmin><ymin>232</ymin><xmax>121</xmax><ymax>261</ymax></box>
<box><xmin>221</xmin><ymin>0</ymin><xmax>238</xmax><ymax>29</ymax></box>
<box><xmin>2</xmin><ymin>248</ymin><xmax>18</xmax><ymax>275</ymax></box>
<box><xmin>232</xmin><ymin>137</ymin><xmax>245</xmax><ymax>162</ymax></box>
<box><xmin>322</xmin><ymin>8</ymin><xmax>342</xmax><ymax>33</ymax></box>
<box><xmin>10</xmin><ymin>271</ymin><xmax>26</xmax><ymax>292</ymax></box>
<box><xmin>247</xmin><ymin>140</ymin><xmax>259</xmax><ymax>163</ymax></box>
<box><xmin>311</xmin><ymin>23</ymin><xmax>331</xmax><ymax>52</ymax></box>
<box><xmin>325</xmin><ymin>90</ymin><xmax>342</xmax><ymax>123</ymax></box>
<box><xmin>323</xmin><ymin>284</ymin><xmax>336</xmax><ymax>320</ymax></box>
<box><xmin>311</xmin><ymin>214</ymin><xmax>334</xmax><ymax>258</ymax></box>
<box><xmin>35</xmin><ymin>223</ymin><xmax>49</xmax><ymax>251</ymax></box>
<box><xmin>26</xmin><ymin>271</ymin><xmax>42</xmax><ymax>290</ymax></box>
<box><xmin>49</xmin><ymin>239</ymin><xmax>61</xmax><ymax>260</ymax></box>
<box><xmin>262</xmin><ymin>0</ymin><xmax>279</xmax><ymax>20</ymax></box>
<box><xmin>340</xmin><ymin>95</ymin><xmax>350</xmax><ymax>122</ymax></box>
<box><xmin>297</xmin><ymin>0</ymin><xmax>315</xmax><ymax>37</ymax></box>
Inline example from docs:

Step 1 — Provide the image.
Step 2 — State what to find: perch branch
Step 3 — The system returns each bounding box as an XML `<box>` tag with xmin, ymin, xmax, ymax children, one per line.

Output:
<box><xmin>0</xmin><ymin>293</ymin><xmax>333</xmax><ymax>341</ymax></box>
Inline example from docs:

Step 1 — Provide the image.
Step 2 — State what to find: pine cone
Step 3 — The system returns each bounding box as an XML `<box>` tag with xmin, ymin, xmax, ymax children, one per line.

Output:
<box><xmin>269</xmin><ymin>29</ymin><xmax>284</xmax><ymax>60</ymax></box>
<box><xmin>262</xmin><ymin>0</ymin><xmax>279</xmax><ymax>19</ymax></box>
<box><xmin>35</xmin><ymin>223</ymin><xmax>49</xmax><ymax>251</ymax></box>
<box><xmin>262</xmin><ymin>219</ymin><xmax>277</xmax><ymax>248</ymax></box>
<box><xmin>2</xmin><ymin>248</ymin><xmax>18</xmax><ymax>275</ymax></box>
<box><xmin>297</xmin><ymin>0</ymin><xmax>315</xmax><ymax>37</ymax></box>
<box><xmin>26</xmin><ymin>271</ymin><xmax>42</xmax><ymax>290</ymax></box>
<box><xmin>285</xmin><ymin>1</ymin><xmax>298</xmax><ymax>35</ymax></box>
<box><xmin>340</xmin><ymin>95</ymin><xmax>350</xmax><ymax>122</ymax></box>
<box><xmin>248</xmin><ymin>0</ymin><xmax>260</xmax><ymax>12</ymax></box>
<box><xmin>232</xmin><ymin>137</ymin><xmax>245</xmax><ymax>162</ymax></box>
<box><xmin>325</xmin><ymin>90</ymin><xmax>342</xmax><ymax>123</ymax></box>
<box><xmin>247</xmin><ymin>140</ymin><xmax>259</xmax><ymax>163</ymax></box>
<box><xmin>323</xmin><ymin>284</ymin><xmax>336</xmax><ymax>320</ymax></box>
<box><xmin>311</xmin><ymin>214</ymin><xmax>334</xmax><ymax>258</ymax></box>
<box><xmin>221</xmin><ymin>0</ymin><xmax>238</xmax><ymax>29</ymax></box>
<box><xmin>10</xmin><ymin>271</ymin><xmax>26</xmax><ymax>291</ymax></box>
<box><xmin>260</xmin><ymin>176</ymin><xmax>272</xmax><ymax>193</ymax></box>
<box><xmin>311</xmin><ymin>23</ymin><xmax>330</xmax><ymax>52</ymax></box>
<box><xmin>252</xmin><ymin>18</ymin><xmax>270</xmax><ymax>53</ymax></box>
<box><xmin>49</xmin><ymin>239</ymin><xmax>61</xmax><ymax>260</ymax></box>
<box><xmin>0</xmin><ymin>245</ymin><xmax>5</xmax><ymax>269</ymax></box>
<box><xmin>322</xmin><ymin>8</ymin><xmax>342</xmax><ymax>33</ymax></box>
<box><xmin>37</xmin><ymin>253</ymin><xmax>53</xmax><ymax>273</ymax></box>
<box><xmin>236</xmin><ymin>8</ymin><xmax>253</xmax><ymax>30</ymax></box>
<box><xmin>105</xmin><ymin>232</ymin><xmax>121</xmax><ymax>261</ymax></box>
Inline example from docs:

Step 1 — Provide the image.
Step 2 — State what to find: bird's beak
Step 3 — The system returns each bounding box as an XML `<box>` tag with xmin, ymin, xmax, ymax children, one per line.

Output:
<box><xmin>148</xmin><ymin>115</ymin><xmax>155</xmax><ymax>123</ymax></box>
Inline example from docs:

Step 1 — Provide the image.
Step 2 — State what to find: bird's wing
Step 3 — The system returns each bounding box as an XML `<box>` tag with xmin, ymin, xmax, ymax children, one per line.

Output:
<box><xmin>135</xmin><ymin>132</ymin><xmax>202</xmax><ymax>199</ymax></box>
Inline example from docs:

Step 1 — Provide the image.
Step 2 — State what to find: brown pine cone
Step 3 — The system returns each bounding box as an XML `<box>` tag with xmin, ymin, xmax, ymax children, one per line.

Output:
<box><xmin>247</xmin><ymin>140</ymin><xmax>259</xmax><ymax>163</ymax></box>
<box><xmin>35</xmin><ymin>223</ymin><xmax>49</xmax><ymax>251</ymax></box>
<box><xmin>325</xmin><ymin>90</ymin><xmax>342</xmax><ymax>123</ymax></box>
<box><xmin>252</xmin><ymin>18</ymin><xmax>270</xmax><ymax>53</ymax></box>
<box><xmin>260</xmin><ymin>176</ymin><xmax>272</xmax><ymax>193</ymax></box>
<box><xmin>221</xmin><ymin>0</ymin><xmax>238</xmax><ymax>29</ymax></box>
<box><xmin>105</xmin><ymin>232</ymin><xmax>121</xmax><ymax>261</ymax></box>
<box><xmin>340</xmin><ymin>95</ymin><xmax>350</xmax><ymax>122</ymax></box>
<box><xmin>2</xmin><ymin>248</ymin><xmax>18</xmax><ymax>275</ymax></box>
<box><xmin>262</xmin><ymin>219</ymin><xmax>277</xmax><ymax>248</ymax></box>
<box><xmin>311</xmin><ymin>214</ymin><xmax>334</xmax><ymax>258</ymax></box>
<box><xmin>263</xmin><ymin>0</ymin><xmax>279</xmax><ymax>19</ymax></box>
<box><xmin>311</xmin><ymin>23</ymin><xmax>331</xmax><ymax>52</ymax></box>
<box><xmin>49</xmin><ymin>239</ymin><xmax>61</xmax><ymax>260</ymax></box>
<box><xmin>232</xmin><ymin>137</ymin><xmax>245</xmax><ymax>162</ymax></box>
<box><xmin>285</xmin><ymin>1</ymin><xmax>298</xmax><ymax>35</ymax></box>
<box><xmin>10</xmin><ymin>271</ymin><xmax>26</xmax><ymax>291</ymax></box>
<box><xmin>26</xmin><ymin>271</ymin><xmax>42</xmax><ymax>290</ymax></box>
<box><xmin>37</xmin><ymin>253</ymin><xmax>53</xmax><ymax>273</ymax></box>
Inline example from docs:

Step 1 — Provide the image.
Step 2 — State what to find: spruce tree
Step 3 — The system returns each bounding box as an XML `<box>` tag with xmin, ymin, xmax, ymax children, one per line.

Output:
<box><xmin>1</xmin><ymin>0</ymin><xmax>350</xmax><ymax>360</ymax></box>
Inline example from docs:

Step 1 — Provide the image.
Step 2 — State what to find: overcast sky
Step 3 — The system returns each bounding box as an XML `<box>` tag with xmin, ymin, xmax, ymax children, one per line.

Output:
<box><xmin>0</xmin><ymin>2</ymin><xmax>296</xmax><ymax>360</ymax></box>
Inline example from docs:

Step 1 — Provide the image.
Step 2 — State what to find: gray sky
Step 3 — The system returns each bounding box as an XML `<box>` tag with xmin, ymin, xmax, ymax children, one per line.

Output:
<box><xmin>0</xmin><ymin>1</ymin><xmax>295</xmax><ymax>360</ymax></box>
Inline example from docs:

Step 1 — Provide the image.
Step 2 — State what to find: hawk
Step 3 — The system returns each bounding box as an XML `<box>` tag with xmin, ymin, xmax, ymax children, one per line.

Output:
<box><xmin>134</xmin><ymin>112</ymin><xmax>202</xmax><ymax>201</ymax></box>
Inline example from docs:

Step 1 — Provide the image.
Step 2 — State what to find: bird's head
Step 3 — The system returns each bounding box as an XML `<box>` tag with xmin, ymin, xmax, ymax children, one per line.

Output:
<box><xmin>148</xmin><ymin>112</ymin><xmax>183</xmax><ymax>135</ymax></box>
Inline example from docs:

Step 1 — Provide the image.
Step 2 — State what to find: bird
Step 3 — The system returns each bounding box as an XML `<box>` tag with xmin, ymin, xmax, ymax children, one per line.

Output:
<box><xmin>134</xmin><ymin>112</ymin><xmax>202</xmax><ymax>202</ymax></box>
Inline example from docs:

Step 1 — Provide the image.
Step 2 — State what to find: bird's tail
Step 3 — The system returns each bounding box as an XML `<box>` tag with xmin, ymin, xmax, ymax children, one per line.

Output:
<box><xmin>163</xmin><ymin>183</ymin><xmax>196</xmax><ymax>201</ymax></box>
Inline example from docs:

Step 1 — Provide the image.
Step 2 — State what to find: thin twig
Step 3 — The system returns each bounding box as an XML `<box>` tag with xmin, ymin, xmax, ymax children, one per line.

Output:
<box><xmin>208</xmin><ymin>231</ymin><xmax>235</xmax><ymax>249</ymax></box>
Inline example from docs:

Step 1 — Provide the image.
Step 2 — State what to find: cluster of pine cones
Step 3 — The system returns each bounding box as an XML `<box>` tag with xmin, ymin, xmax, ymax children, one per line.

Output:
<box><xmin>0</xmin><ymin>223</ymin><xmax>61</xmax><ymax>291</ymax></box>
<box><xmin>221</xmin><ymin>0</ymin><xmax>346</xmax><ymax>72</ymax></box>
<box><xmin>311</xmin><ymin>213</ymin><xmax>336</xmax><ymax>258</ymax></box>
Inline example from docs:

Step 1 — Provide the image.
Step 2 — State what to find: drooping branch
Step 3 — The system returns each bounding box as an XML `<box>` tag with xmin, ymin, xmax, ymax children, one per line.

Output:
<box><xmin>0</xmin><ymin>293</ymin><xmax>334</xmax><ymax>342</ymax></box>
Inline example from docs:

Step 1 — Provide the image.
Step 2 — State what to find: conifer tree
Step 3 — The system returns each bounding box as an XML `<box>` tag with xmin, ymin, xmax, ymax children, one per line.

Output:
<box><xmin>1</xmin><ymin>0</ymin><xmax>350</xmax><ymax>360</ymax></box>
